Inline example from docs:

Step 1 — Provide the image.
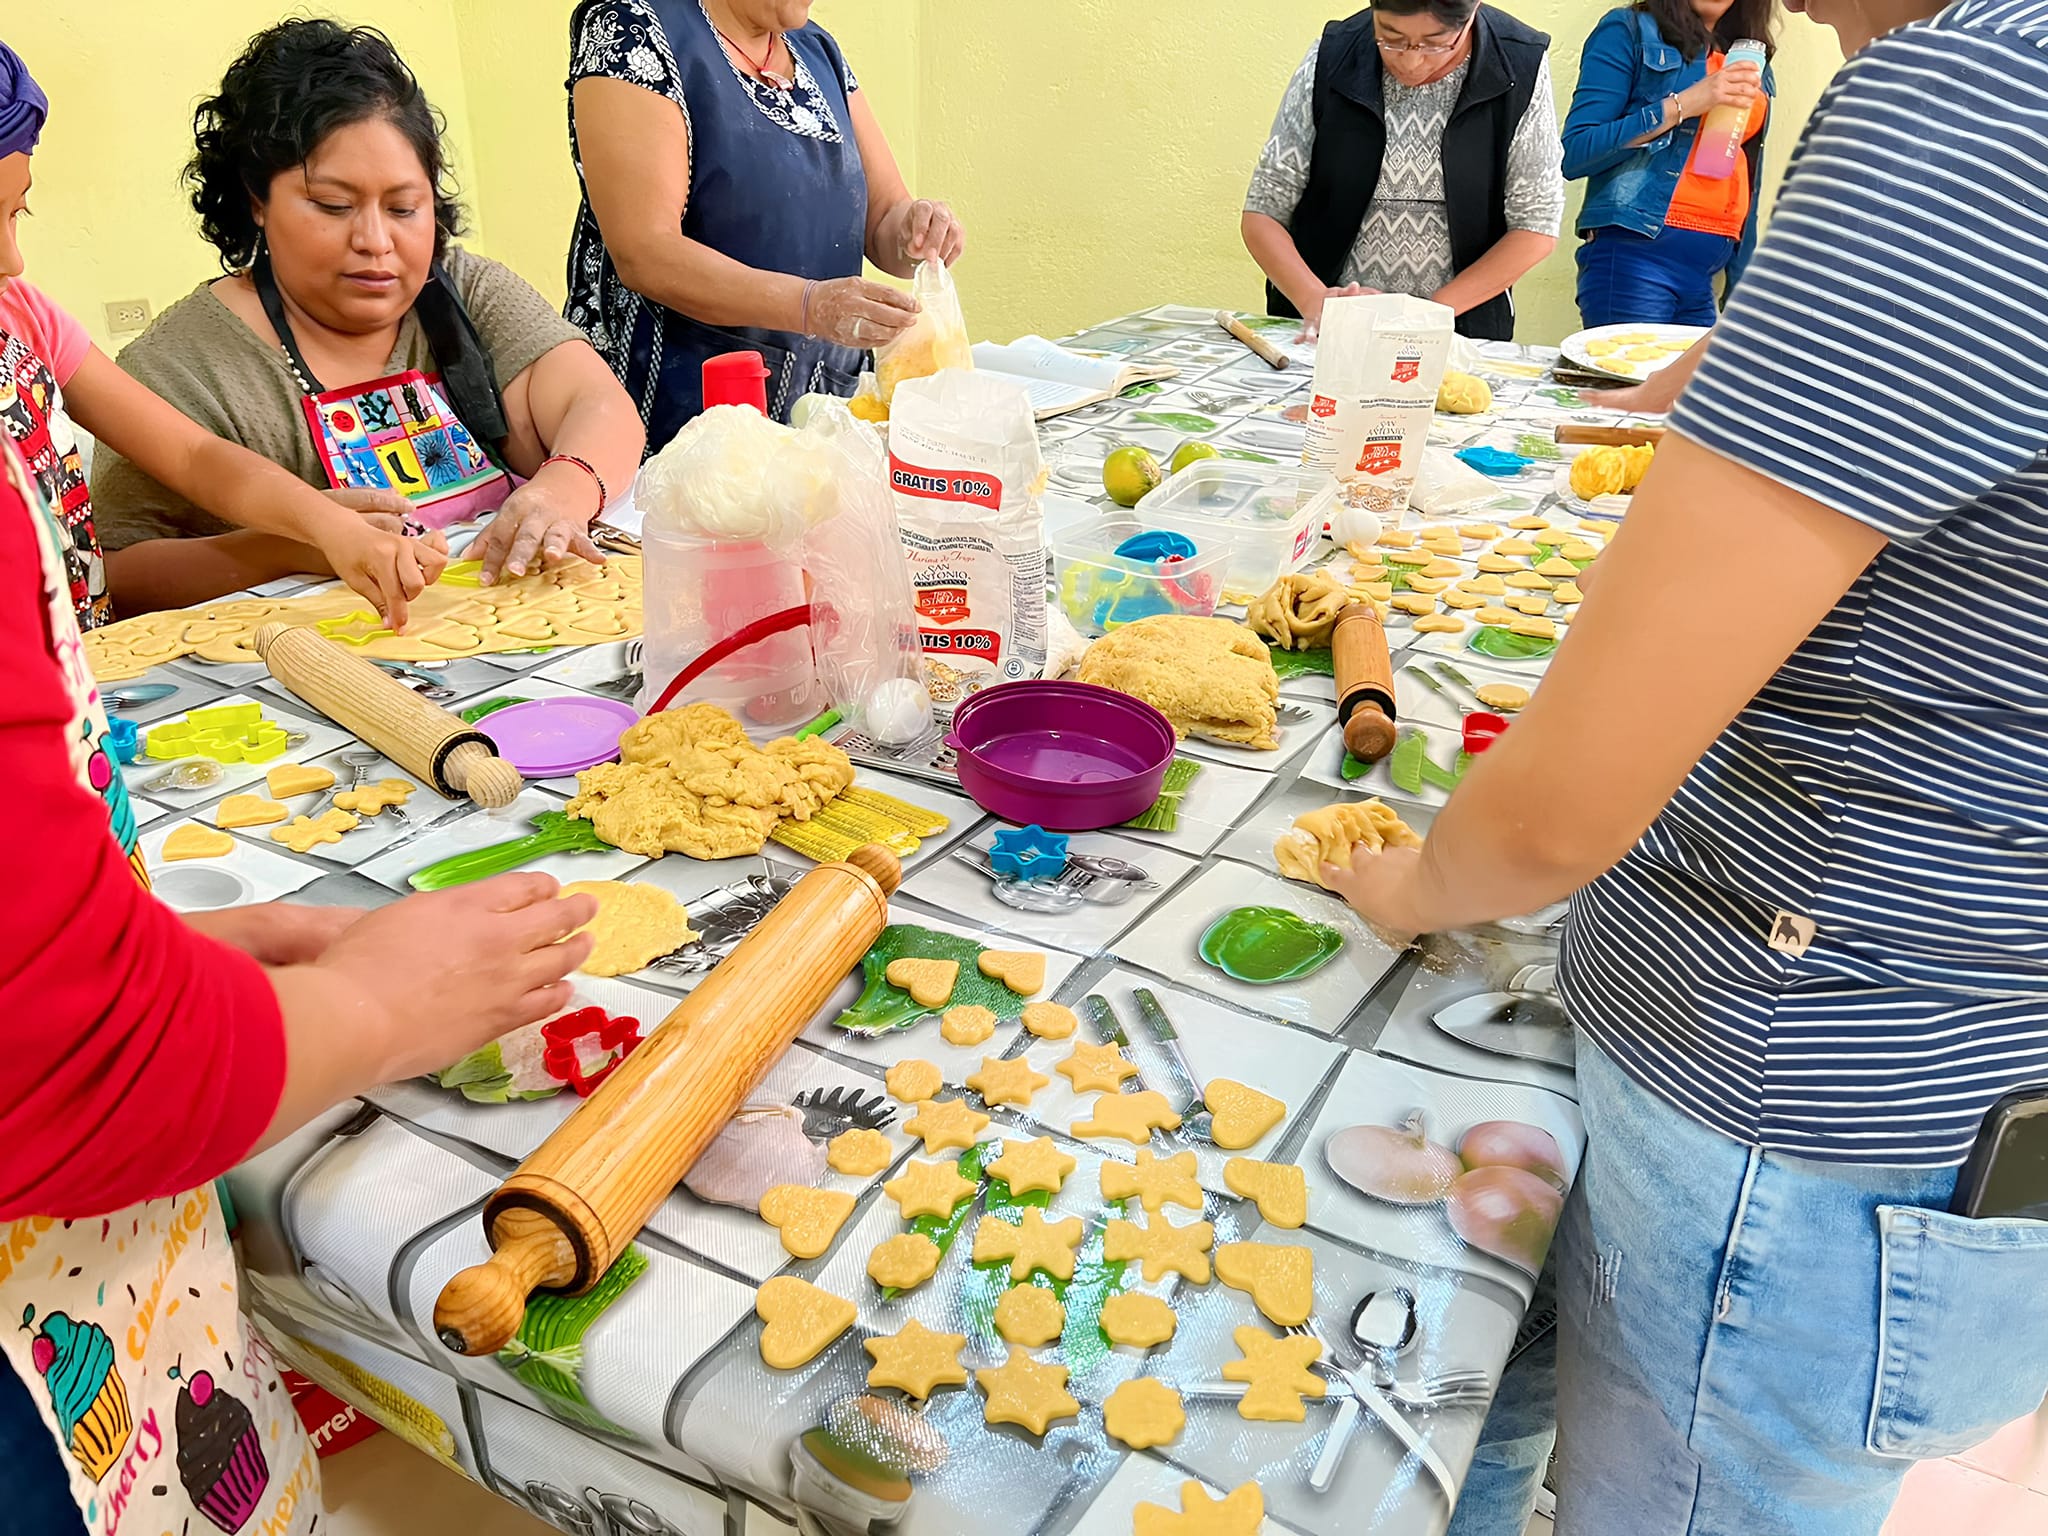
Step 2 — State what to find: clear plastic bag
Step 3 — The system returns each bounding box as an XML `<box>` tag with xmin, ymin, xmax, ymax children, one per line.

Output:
<box><xmin>873</xmin><ymin>260</ymin><xmax>972</xmax><ymax>408</ymax></box>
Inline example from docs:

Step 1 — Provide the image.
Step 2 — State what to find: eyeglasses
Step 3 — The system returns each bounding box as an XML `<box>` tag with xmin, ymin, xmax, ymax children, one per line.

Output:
<box><xmin>1375</xmin><ymin>22</ymin><xmax>1472</xmax><ymax>54</ymax></box>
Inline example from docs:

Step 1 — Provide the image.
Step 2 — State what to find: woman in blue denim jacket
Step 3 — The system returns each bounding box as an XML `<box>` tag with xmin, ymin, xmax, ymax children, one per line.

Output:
<box><xmin>1563</xmin><ymin>0</ymin><xmax>1777</xmax><ymax>327</ymax></box>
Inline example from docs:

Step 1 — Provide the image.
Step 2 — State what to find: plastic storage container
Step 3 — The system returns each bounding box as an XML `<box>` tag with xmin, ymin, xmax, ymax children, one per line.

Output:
<box><xmin>1135</xmin><ymin>460</ymin><xmax>1338</xmax><ymax>596</ymax></box>
<box><xmin>639</xmin><ymin>527</ymin><xmax>822</xmax><ymax>735</ymax></box>
<box><xmin>1050</xmin><ymin>514</ymin><xmax>1230</xmax><ymax>636</ymax></box>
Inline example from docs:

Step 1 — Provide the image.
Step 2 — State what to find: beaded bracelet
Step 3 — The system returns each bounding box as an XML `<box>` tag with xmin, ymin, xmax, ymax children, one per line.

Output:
<box><xmin>540</xmin><ymin>452</ymin><xmax>608</xmax><ymax>516</ymax></box>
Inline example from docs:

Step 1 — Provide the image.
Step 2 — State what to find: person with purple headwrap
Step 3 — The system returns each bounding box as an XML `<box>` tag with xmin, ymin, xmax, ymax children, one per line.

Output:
<box><xmin>0</xmin><ymin>38</ymin><xmax>450</xmax><ymax>630</ymax></box>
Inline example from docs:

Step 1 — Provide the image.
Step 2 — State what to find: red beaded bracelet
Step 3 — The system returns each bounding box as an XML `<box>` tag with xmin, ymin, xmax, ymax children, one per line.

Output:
<box><xmin>540</xmin><ymin>452</ymin><xmax>609</xmax><ymax>515</ymax></box>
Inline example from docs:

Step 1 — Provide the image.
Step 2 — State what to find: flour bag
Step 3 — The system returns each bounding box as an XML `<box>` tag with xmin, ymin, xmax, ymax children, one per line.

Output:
<box><xmin>888</xmin><ymin>371</ymin><xmax>1048</xmax><ymax>704</ymax></box>
<box><xmin>1301</xmin><ymin>293</ymin><xmax>1455</xmax><ymax>517</ymax></box>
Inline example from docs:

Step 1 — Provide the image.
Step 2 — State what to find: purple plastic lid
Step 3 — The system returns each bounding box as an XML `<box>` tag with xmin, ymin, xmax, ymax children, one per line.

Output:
<box><xmin>481</xmin><ymin>697</ymin><xmax>640</xmax><ymax>777</ymax></box>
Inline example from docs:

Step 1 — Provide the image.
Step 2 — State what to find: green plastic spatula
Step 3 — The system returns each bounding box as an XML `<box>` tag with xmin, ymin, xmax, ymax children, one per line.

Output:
<box><xmin>406</xmin><ymin>810</ymin><xmax>610</xmax><ymax>892</ymax></box>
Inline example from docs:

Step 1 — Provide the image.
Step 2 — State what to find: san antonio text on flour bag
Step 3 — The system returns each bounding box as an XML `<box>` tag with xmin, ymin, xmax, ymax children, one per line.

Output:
<box><xmin>887</xmin><ymin>372</ymin><xmax>1048</xmax><ymax>704</ymax></box>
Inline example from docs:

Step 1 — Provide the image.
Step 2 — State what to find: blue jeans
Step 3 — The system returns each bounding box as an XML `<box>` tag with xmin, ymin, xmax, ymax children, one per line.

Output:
<box><xmin>1575</xmin><ymin>227</ymin><xmax>1734</xmax><ymax>329</ymax></box>
<box><xmin>1451</xmin><ymin>1038</ymin><xmax>2048</xmax><ymax>1536</ymax></box>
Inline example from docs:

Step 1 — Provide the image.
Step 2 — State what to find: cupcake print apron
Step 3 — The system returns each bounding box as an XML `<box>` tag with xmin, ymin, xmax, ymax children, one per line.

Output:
<box><xmin>0</xmin><ymin>439</ymin><xmax>315</xmax><ymax>1535</ymax></box>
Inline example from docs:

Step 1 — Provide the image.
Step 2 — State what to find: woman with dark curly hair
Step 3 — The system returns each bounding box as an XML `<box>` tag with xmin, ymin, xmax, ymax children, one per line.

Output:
<box><xmin>93</xmin><ymin>19</ymin><xmax>644</xmax><ymax>607</ymax></box>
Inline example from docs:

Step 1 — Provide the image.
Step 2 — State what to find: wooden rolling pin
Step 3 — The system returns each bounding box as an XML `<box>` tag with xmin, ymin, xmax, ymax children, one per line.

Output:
<box><xmin>254</xmin><ymin>623</ymin><xmax>522</xmax><ymax>808</ymax></box>
<box><xmin>1333</xmin><ymin>603</ymin><xmax>1399</xmax><ymax>762</ymax></box>
<box><xmin>1554</xmin><ymin>424</ymin><xmax>1666</xmax><ymax>448</ymax></box>
<box><xmin>433</xmin><ymin>844</ymin><xmax>903</xmax><ymax>1357</ymax></box>
<box><xmin>1217</xmin><ymin>310</ymin><xmax>1290</xmax><ymax>371</ymax></box>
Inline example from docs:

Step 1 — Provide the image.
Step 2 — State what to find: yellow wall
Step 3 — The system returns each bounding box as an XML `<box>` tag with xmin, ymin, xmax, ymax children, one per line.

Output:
<box><xmin>14</xmin><ymin>1</ymin><xmax>1841</xmax><ymax>355</ymax></box>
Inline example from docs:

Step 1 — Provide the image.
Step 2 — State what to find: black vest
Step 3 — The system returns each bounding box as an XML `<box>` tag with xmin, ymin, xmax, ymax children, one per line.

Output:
<box><xmin>1269</xmin><ymin>6</ymin><xmax>1550</xmax><ymax>342</ymax></box>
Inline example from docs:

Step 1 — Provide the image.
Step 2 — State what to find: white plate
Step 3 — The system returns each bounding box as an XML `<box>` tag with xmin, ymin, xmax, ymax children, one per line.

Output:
<box><xmin>1558</xmin><ymin>322</ymin><xmax>1706</xmax><ymax>381</ymax></box>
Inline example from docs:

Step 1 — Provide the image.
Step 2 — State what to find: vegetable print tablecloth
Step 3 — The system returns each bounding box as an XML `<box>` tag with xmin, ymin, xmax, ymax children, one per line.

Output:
<box><xmin>124</xmin><ymin>304</ymin><xmax>1644</xmax><ymax>1536</ymax></box>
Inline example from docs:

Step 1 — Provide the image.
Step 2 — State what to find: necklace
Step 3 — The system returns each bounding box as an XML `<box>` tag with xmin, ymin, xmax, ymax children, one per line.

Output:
<box><xmin>713</xmin><ymin>19</ymin><xmax>792</xmax><ymax>90</ymax></box>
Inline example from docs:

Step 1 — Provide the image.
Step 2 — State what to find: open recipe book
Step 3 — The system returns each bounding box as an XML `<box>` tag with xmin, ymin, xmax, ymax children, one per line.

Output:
<box><xmin>969</xmin><ymin>336</ymin><xmax>1178</xmax><ymax>420</ymax></box>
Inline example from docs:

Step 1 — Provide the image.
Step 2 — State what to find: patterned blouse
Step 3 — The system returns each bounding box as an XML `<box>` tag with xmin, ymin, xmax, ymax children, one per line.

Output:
<box><xmin>1246</xmin><ymin>45</ymin><xmax>1566</xmax><ymax>299</ymax></box>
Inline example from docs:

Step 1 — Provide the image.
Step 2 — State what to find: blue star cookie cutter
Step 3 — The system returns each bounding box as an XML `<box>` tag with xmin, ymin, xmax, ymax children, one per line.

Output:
<box><xmin>988</xmin><ymin>824</ymin><xmax>1069</xmax><ymax>880</ymax></box>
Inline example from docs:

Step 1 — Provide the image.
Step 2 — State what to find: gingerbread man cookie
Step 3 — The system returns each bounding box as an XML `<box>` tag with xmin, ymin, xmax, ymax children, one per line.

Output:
<box><xmin>1222</xmin><ymin>1326</ymin><xmax>1326</xmax><ymax>1422</ymax></box>
<box><xmin>333</xmin><ymin>778</ymin><xmax>414</xmax><ymax>816</ymax></box>
<box><xmin>270</xmin><ymin>809</ymin><xmax>359</xmax><ymax>853</ymax></box>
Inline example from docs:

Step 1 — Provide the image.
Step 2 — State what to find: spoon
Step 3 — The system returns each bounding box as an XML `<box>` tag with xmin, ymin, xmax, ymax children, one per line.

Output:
<box><xmin>141</xmin><ymin>760</ymin><xmax>226</xmax><ymax>794</ymax></box>
<box><xmin>100</xmin><ymin>682</ymin><xmax>178</xmax><ymax>712</ymax></box>
<box><xmin>1351</xmin><ymin>1285</ymin><xmax>1420</xmax><ymax>1368</ymax></box>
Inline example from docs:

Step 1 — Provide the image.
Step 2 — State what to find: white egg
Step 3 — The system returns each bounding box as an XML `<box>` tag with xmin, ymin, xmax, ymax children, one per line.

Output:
<box><xmin>1328</xmin><ymin>504</ymin><xmax>1383</xmax><ymax>549</ymax></box>
<box><xmin>864</xmin><ymin>677</ymin><xmax>933</xmax><ymax>746</ymax></box>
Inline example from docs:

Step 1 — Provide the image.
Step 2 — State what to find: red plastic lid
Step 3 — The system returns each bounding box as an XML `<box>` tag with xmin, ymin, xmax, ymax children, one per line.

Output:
<box><xmin>703</xmin><ymin>351</ymin><xmax>771</xmax><ymax>413</ymax></box>
<box><xmin>1463</xmin><ymin>711</ymin><xmax>1510</xmax><ymax>755</ymax></box>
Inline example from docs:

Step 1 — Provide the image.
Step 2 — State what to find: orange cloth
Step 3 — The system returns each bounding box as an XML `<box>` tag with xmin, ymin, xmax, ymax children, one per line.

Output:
<box><xmin>1666</xmin><ymin>52</ymin><xmax>1769</xmax><ymax>239</ymax></box>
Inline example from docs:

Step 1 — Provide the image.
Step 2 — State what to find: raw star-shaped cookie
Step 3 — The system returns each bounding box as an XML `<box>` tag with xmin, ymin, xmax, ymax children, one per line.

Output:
<box><xmin>966</xmin><ymin>1054</ymin><xmax>1050</xmax><ymax>1108</ymax></box>
<box><xmin>904</xmin><ymin>1097</ymin><xmax>989</xmax><ymax>1153</ymax></box>
<box><xmin>986</xmin><ymin>1136</ymin><xmax>1076</xmax><ymax>1196</ymax></box>
<box><xmin>558</xmin><ymin>880</ymin><xmax>698</xmax><ymax>976</ymax></box>
<box><xmin>759</xmin><ymin>1184</ymin><xmax>857</xmax><ymax>1260</ymax></box>
<box><xmin>975</xmin><ymin>1350</ymin><xmax>1080</xmax><ymax>1436</ymax></box>
<box><xmin>333</xmin><ymin>778</ymin><xmax>414</xmax><ymax>815</ymax></box>
<box><xmin>1057</xmin><ymin>1039</ymin><xmax>1138</xmax><ymax>1095</ymax></box>
<box><xmin>883</xmin><ymin>1158</ymin><xmax>977</xmax><ymax>1221</ymax></box>
<box><xmin>827</xmin><ymin>1128</ymin><xmax>894</xmax><ymax>1177</ymax></box>
<box><xmin>941</xmin><ymin>1005</ymin><xmax>998</xmax><ymax>1046</ymax></box>
<box><xmin>993</xmin><ymin>1283</ymin><xmax>1065</xmax><ymax>1346</ymax></box>
<box><xmin>1224</xmin><ymin>1158</ymin><xmax>1307</xmax><ymax>1228</ymax></box>
<box><xmin>866</xmin><ymin>1233</ymin><xmax>942</xmax><ymax>1290</ymax></box>
<box><xmin>1134</xmin><ymin>1481</ymin><xmax>1266</xmax><ymax>1536</ymax></box>
<box><xmin>215</xmin><ymin>794</ymin><xmax>287</xmax><ymax>829</ymax></box>
<box><xmin>1222</xmin><ymin>1326</ymin><xmax>1327</xmax><ymax>1422</ymax></box>
<box><xmin>271</xmin><ymin>809</ymin><xmax>359</xmax><ymax>853</ymax></box>
<box><xmin>1103</xmin><ymin>1377</ymin><xmax>1185</xmax><ymax>1450</ymax></box>
<box><xmin>1204</xmin><ymin>1080</ymin><xmax>1287</xmax><ymax>1151</ymax></box>
<box><xmin>1021</xmin><ymin>1001</ymin><xmax>1078</xmax><ymax>1040</ymax></box>
<box><xmin>163</xmin><ymin>823</ymin><xmax>235</xmax><ymax>861</ymax></box>
<box><xmin>1073</xmin><ymin>1089</ymin><xmax>1182</xmax><ymax>1145</ymax></box>
<box><xmin>1099</xmin><ymin>1292</ymin><xmax>1178</xmax><ymax>1349</ymax></box>
<box><xmin>1100</xmin><ymin>1148</ymin><xmax>1203</xmax><ymax>1214</ymax></box>
<box><xmin>885</xmin><ymin>1058</ymin><xmax>943</xmax><ymax>1104</ymax></box>
<box><xmin>865</xmin><ymin>1319</ymin><xmax>967</xmax><ymax>1401</ymax></box>
<box><xmin>1214</xmin><ymin>1242</ymin><xmax>1315</xmax><ymax>1326</ymax></box>
<box><xmin>756</xmin><ymin>1276</ymin><xmax>855</xmax><ymax>1369</ymax></box>
<box><xmin>973</xmin><ymin>1209</ymin><xmax>1083</xmax><ymax>1282</ymax></box>
<box><xmin>978</xmin><ymin>950</ymin><xmax>1045</xmax><ymax>995</ymax></box>
<box><xmin>885</xmin><ymin>957</ymin><xmax>958</xmax><ymax>1008</ymax></box>
<box><xmin>266</xmin><ymin>762</ymin><xmax>336</xmax><ymax>798</ymax></box>
<box><xmin>1103</xmin><ymin>1211</ymin><xmax>1215</xmax><ymax>1284</ymax></box>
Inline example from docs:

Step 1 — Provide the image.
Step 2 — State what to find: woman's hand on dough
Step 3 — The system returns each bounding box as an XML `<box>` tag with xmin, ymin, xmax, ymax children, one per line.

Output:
<box><xmin>1318</xmin><ymin>841</ymin><xmax>1429</xmax><ymax>947</ymax></box>
<box><xmin>474</xmin><ymin>475</ymin><xmax>607</xmax><ymax>585</ymax></box>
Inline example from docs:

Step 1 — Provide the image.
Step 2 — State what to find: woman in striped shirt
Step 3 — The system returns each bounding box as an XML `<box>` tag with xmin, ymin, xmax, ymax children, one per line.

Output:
<box><xmin>1334</xmin><ymin>3</ymin><xmax>2048</xmax><ymax>1531</ymax></box>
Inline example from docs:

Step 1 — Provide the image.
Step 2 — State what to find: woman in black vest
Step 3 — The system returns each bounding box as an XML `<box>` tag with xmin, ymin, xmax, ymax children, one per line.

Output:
<box><xmin>1243</xmin><ymin>1</ymin><xmax>1565</xmax><ymax>340</ymax></box>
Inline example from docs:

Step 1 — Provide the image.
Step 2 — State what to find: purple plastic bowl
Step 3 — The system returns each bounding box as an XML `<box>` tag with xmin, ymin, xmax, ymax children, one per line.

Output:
<box><xmin>944</xmin><ymin>681</ymin><xmax>1176</xmax><ymax>831</ymax></box>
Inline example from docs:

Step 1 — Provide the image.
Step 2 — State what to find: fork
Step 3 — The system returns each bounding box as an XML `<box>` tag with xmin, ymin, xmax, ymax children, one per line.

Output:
<box><xmin>1293</xmin><ymin>1318</ymin><xmax>1461</xmax><ymax>1498</ymax></box>
<box><xmin>1275</xmin><ymin>700</ymin><xmax>1316</xmax><ymax>726</ymax></box>
<box><xmin>369</xmin><ymin>659</ymin><xmax>457</xmax><ymax>702</ymax></box>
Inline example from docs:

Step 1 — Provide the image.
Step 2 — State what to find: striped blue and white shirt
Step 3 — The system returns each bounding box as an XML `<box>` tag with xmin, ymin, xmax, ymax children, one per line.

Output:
<box><xmin>1560</xmin><ymin>0</ymin><xmax>2048</xmax><ymax>1166</ymax></box>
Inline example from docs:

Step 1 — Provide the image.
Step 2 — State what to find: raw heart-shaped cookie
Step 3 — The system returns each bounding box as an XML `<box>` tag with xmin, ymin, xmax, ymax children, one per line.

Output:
<box><xmin>977</xmin><ymin>949</ymin><xmax>1046</xmax><ymax>996</ymax></box>
<box><xmin>1223</xmin><ymin>1157</ymin><xmax>1307</xmax><ymax>1228</ymax></box>
<box><xmin>215</xmin><ymin>794</ymin><xmax>287</xmax><ymax>829</ymax></box>
<box><xmin>266</xmin><ymin>762</ymin><xmax>337</xmax><ymax>799</ymax></box>
<box><xmin>163</xmin><ymin>823</ymin><xmax>234</xmax><ymax>862</ymax></box>
<box><xmin>1204</xmin><ymin>1079</ymin><xmax>1287</xmax><ymax>1151</ymax></box>
<box><xmin>759</xmin><ymin>1183</ymin><xmax>857</xmax><ymax>1259</ymax></box>
<box><xmin>756</xmin><ymin>1275</ymin><xmax>855</xmax><ymax>1369</ymax></box>
<box><xmin>1214</xmin><ymin>1241</ymin><xmax>1315</xmax><ymax>1327</ymax></box>
<box><xmin>885</xmin><ymin>957</ymin><xmax>958</xmax><ymax>1009</ymax></box>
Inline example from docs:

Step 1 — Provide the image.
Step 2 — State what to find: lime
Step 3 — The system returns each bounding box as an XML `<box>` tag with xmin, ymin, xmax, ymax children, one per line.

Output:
<box><xmin>1102</xmin><ymin>446</ymin><xmax>1165</xmax><ymax>507</ymax></box>
<box><xmin>1170</xmin><ymin>441</ymin><xmax>1220</xmax><ymax>475</ymax></box>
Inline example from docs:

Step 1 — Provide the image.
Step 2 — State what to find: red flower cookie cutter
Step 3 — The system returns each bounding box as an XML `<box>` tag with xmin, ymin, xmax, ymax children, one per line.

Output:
<box><xmin>541</xmin><ymin>1006</ymin><xmax>644</xmax><ymax>1097</ymax></box>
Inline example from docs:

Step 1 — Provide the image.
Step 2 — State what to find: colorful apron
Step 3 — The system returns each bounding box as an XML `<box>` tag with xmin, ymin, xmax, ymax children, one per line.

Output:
<box><xmin>0</xmin><ymin>321</ymin><xmax>109</xmax><ymax>629</ymax></box>
<box><xmin>0</xmin><ymin>439</ymin><xmax>316</xmax><ymax>1535</ymax></box>
<box><xmin>256</xmin><ymin>255</ymin><xmax>517</xmax><ymax>531</ymax></box>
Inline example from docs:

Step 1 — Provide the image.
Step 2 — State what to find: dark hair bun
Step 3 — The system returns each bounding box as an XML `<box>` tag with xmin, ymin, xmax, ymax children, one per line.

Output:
<box><xmin>186</xmin><ymin>17</ymin><xmax>466</xmax><ymax>271</ymax></box>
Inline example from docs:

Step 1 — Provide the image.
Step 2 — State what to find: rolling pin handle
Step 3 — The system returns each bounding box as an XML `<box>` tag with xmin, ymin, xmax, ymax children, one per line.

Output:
<box><xmin>1343</xmin><ymin>704</ymin><xmax>1398</xmax><ymax>765</ymax></box>
<box><xmin>842</xmin><ymin>842</ymin><xmax>904</xmax><ymax>898</ymax></box>
<box><xmin>433</xmin><ymin>1222</ymin><xmax>576</xmax><ymax>1357</ymax></box>
<box><xmin>443</xmin><ymin>739</ymin><xmax>524</xmax><ymax>810</ymax></box>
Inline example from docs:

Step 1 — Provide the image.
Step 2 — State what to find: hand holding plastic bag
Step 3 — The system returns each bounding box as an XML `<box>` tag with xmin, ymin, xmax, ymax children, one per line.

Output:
<box><xmin>874</xmin><ymin>260</ymin><xmax>972</xmax><ymax>407</ymax></box>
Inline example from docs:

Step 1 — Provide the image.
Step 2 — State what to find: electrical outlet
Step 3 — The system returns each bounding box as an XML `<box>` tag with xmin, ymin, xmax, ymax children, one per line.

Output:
<box><xmin>104</xmin><ymin>298</ymin><xmax>152</xmax><ymax>335</ymax></box>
